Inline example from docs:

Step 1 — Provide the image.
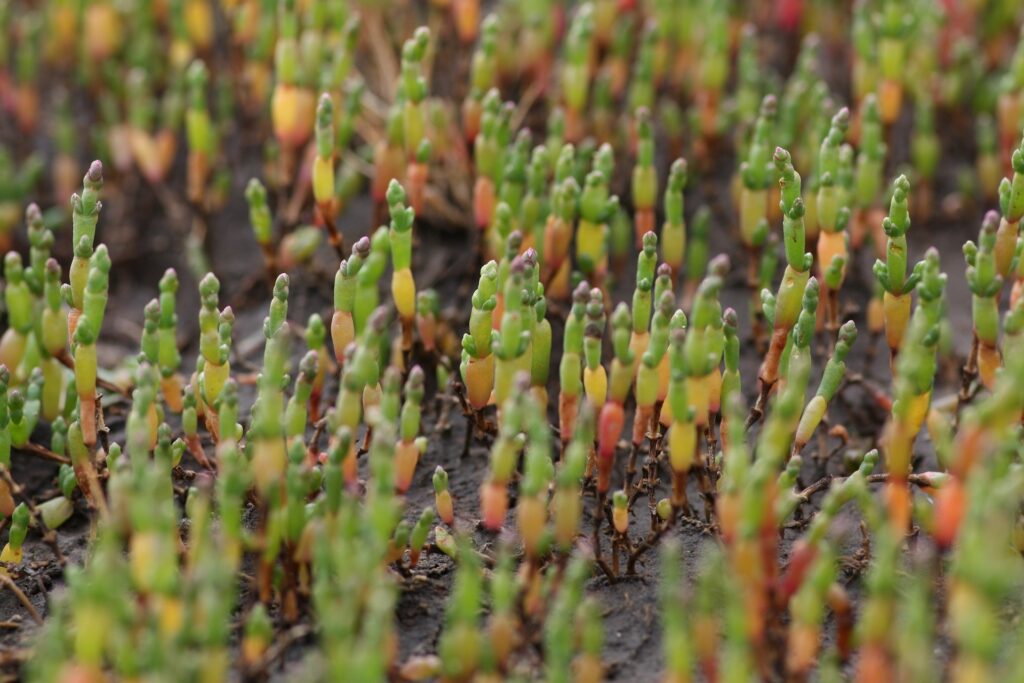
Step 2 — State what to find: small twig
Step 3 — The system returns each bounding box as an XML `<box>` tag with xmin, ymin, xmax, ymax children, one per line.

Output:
<box><xmin>0</xmin><ymin>574</ymin><xmax>42</xmax><ymax>625</ymax></box>
<box><xmin>423</xmin><ymin>186</ymin><xmax>474</xmax><ymax>231</ymax></box>
<box><xmin>843</xmin><ymin>372</ymin><xmax>893</xmax><ymax>411</ymax></box>
<box><xmin>795</xmin><ymin>472</ymin><xmax>932</xmax><ymax>505</ymax></box>
<box><xmin>594</xmin><ymin>555</ymin><xmax>617</xmax><ymax>583</ymax></box>
<box><xmin>308</xmin><ymin>417</ymin><xmax>328</xmax><ymax>457</ymax></box>
<box><xmin>955</xmin><ymin>334</ymin><xmax>981</xmax><ymax>429</ymax></box>
<box><xmin>423</xmin><ymin>542</ymin><xmax>495</xmax><ymax>568</ymax></box>
<box><xmin>364</xmin><ymin>10</ymin><xmax>399</xmax><ymax>98</ymax></box>
<box><xmin>432</xmin><ymin>379</ymin><xmax>455</xmax><ymax>435</ymax></box>
<box><xmin>509</xmin><ymin>77</ymin><xmax>548</xmax><ymax>132</ymax></box>
<box><xmin>592</xmin><ymin>490</ymin><xmax>611</xmax><ymax>578</ymax></box>
<box><xmin>318</xmin><ymin>208</ymin><xmax>347</xmax><ymax>261</ymax></box>
<box><xmin>15</xmin><ymin>443</ymin><xmax>70</xmax><ymax>465</ymax></box>
<box><xmin>745</xmin><ymin>379</ymin><xmax>774</xmax><ymax>431</ymax></box>
<box><xmin>623</xmin><ymin>442</ymin><xmax>640</xmax><ymax>500</ymax></box>
<box><xmin>252</xmin><ymin>624</ymin><xmax>315</xmax><ymax>673</ymax></box>
<box><xmin>745</xmin><ymin>403</ymin><xmax>765</xmax><ymax>431</ymax></box>
<box><xmin>626</xmin><ymin>511</ymin><xmax>675</xmax><ymax>575</ymax></box>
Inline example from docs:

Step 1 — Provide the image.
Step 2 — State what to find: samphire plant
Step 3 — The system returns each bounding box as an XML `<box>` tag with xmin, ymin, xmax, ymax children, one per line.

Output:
<box><xmin>0</xmin><ymin>1</ymin><xmax>1022</xmax><ymax>682</ymax></box>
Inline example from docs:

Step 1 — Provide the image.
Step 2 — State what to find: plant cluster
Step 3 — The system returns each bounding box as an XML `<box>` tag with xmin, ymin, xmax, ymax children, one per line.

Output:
<box><xmin>0</xmin><ymin>0</ymin><xmax>1023</xmax><ymax>682</ymax></box>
